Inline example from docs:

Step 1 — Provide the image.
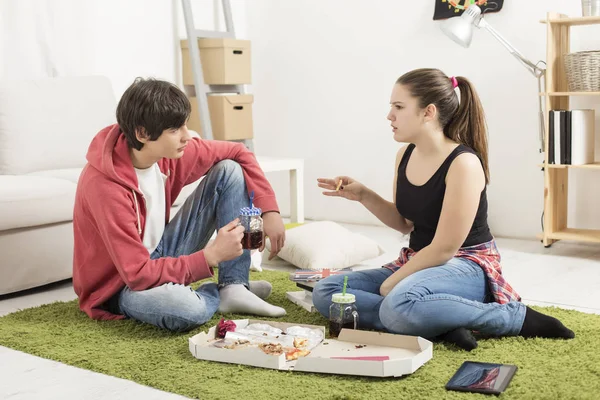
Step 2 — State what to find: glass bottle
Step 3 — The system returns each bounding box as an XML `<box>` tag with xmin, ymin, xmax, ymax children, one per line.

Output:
<box><xmin>239</xmin><ymin>206</ymin><xmax>263</xmax><ymax>250</ymax></box>
<box><xmin>328</xmin><ymin>293</ymin><xmax>359</xmax><ymax>338</ymax></box>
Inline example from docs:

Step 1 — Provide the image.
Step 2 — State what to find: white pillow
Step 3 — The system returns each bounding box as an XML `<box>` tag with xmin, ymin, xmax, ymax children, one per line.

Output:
<box><xmin>265</xmin><ymin>221</ymin><xmax>385</xmax><ymax>270</ymax></box>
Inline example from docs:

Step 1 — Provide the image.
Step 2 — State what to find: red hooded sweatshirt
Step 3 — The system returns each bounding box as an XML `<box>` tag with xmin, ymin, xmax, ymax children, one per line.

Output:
<box><xmin>73</xmin><ymin>124</ymin><xmax>279</xmax><ymax>320</ymax></box>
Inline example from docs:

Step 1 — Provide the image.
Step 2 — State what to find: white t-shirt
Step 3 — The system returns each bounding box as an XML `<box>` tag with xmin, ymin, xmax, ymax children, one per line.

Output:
<box><xmin>134</xmin><ymin>163</ymin><xmax>166</xmax><ymax>255</ymax></box>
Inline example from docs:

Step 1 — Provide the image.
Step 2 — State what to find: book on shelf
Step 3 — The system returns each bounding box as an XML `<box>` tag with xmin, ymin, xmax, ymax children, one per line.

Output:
<box><xmin>548</xmin><ymin>109</ymin><xmax>595</xmax><ymax>165</ymax></box>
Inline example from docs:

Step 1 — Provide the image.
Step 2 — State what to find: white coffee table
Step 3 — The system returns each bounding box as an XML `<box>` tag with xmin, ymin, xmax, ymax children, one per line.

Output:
<box><xmin>256</xmin><ymin>156</ymin><xmax>304</xmax><ymax>224</ymax></box>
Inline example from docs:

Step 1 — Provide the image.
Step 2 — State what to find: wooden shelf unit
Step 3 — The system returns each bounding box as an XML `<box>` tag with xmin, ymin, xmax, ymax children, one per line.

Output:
<box><xmin>539</xmin><ymin>13</ymin><xmax>600</xmax><ymax>246</ymax></box>
<box><xmin>540</xmin><ymin>91</ymin><xmax>600</xmax><ymax>96</ymax></box>
<box><xmin>539</xmin><ymin>162</ymin><xmax>600</xmax><ymax>170</ymax></box>
<box><xmin>540</xmin><ymin>16</ymin><xmax>600</xmax><ymax>26</ymax></box>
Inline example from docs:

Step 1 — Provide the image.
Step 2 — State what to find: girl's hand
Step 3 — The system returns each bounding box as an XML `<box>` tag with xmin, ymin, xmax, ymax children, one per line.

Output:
<box><xmin>317</xmin><ymin>176</ymin><xmax>367</xmax><ymax>202</ymax></box>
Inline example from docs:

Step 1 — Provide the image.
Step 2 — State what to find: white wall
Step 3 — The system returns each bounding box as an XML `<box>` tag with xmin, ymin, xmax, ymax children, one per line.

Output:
<box><xmin>247</xmin><ymin>0</ymin><xmax>600</xmax><ymax>239</ymax></box>
<box><xmin>1</xmin><ymin>0</ymin><xmax>598</xmax><ymax>239</ymax></box>
<box><xmin>0</xmin><ymin>0</ymin><xmax>247</xmax><ymax>98</ymax></box>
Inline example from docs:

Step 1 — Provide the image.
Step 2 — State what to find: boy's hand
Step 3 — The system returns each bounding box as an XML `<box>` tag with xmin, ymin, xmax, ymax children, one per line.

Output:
<box><xmin>261</xmin><ymin>212</ymin><xmax>285</xmax><ymax>260</ymax></box>
<box><xmin>204</xmin><ymin>219</ymin><xmax>244</xmax><ymax>266</ymax></box>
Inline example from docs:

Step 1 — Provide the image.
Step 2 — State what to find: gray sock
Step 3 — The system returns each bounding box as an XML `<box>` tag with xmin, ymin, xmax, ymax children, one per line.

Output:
<box><xmin>218</xmin><ymin>284</ymin><xmax>286</xmax><ymax>317</ymax></box>
<box><xmin>248</xmin><ymin>280</ymin><xmax>272</xmax><ymax>300</ymax></box>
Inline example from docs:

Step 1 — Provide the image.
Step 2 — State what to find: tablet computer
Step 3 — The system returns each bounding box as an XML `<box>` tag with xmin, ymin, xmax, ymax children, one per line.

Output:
<box><xmin>445</xmin><ymin>361</ymin><xmax>518</xmax><ymax>395</ymax></box>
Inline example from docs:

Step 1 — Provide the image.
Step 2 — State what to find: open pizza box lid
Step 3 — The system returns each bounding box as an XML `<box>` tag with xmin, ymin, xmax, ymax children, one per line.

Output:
<box><xmin>189</xmin><ymin>319</ymin><xmax>433</xmax><ymax>377</ymax></box>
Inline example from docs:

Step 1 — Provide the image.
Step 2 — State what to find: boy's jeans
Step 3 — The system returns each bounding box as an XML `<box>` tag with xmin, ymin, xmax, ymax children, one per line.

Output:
<box><xmin>113</xmin><ymin>160</ymin><xmax>252</xmax><ymax>332</ymax></box>
<box><xmin>312</xmin><ymin>257</ymin><xmax>526</xmax><ymax>338</ymax></box>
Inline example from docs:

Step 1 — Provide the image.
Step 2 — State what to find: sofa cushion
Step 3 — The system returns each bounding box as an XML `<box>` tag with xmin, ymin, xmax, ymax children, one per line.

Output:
<box><xmin>26</xmin><ymin>168</ymin><xmax>83</xmax><ymax>184</ymax></box>
<box><xmin>26</xmin><ymin>168</ymin><xmax>201</xmax><ymax>206</ymax></box>
<box><xmin>26</xmin><ymin>168</ymin><xmax>201</xmax><ymax>205</ymax></box>
<box><xmin>0</xmin><ymin>176</ymin><xmax>77</xmax><ymax>231</ymax></box>
<box><xmin>0</xmin><ymin>76</ymin><xmax>116</xmax><ymax>175</ymax></box>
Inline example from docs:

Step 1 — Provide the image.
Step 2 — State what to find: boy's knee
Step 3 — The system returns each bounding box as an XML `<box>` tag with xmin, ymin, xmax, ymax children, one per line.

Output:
<box><xmin>162</xmin><ymin>305</ymin><xmax>214</xmax><ymax>332</ymax></box>
<box><xmin>213</xmin><ymin>159</ymin><xmax>243</xmax><ymax>177</ymax></box>
<box><xmin>210</xmin><ymin>160</ymin><xmax>245</xmax><ymax>193</ymax></box>
<box><xmin>163</xmin><ymin>317</ymin><xmax>200</xmax><ymax>333</ymax></box>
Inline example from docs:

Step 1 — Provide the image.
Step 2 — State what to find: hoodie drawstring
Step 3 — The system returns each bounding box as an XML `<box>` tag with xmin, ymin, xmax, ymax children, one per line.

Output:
<box><xmin>132</xmin><ymin>190</ymin><xmax>142</xmax><ymax>235</ymax></box>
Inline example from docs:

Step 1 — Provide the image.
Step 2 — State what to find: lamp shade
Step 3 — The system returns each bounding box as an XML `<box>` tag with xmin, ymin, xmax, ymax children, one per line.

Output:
<box><xmin>440</xmin><ymin>5</ymin><xmax>482</xmax><ymax>48</ymax></box>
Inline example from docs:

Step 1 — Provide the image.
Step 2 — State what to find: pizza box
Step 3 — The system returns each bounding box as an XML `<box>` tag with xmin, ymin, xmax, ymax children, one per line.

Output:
<box><xmin>189</xmin><ymin>319</ymin><xmax>433</xmax><ymax>377</ymax></box>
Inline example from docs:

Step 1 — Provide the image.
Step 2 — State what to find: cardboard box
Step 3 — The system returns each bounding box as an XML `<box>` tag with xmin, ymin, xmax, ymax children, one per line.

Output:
<box><xmin>189</xmin><ymin>319</ymin><xmax>433</xmax><ymax>378</ymax></box>
<box><xmin>181</xmin><ymin>38</ymin><xmax>251</xmax><ymax>85</ymax></box>
<box><xmin>188</xmin><ymin>94</ymin><xmax>253</xmax><ymax>141</ymax></box>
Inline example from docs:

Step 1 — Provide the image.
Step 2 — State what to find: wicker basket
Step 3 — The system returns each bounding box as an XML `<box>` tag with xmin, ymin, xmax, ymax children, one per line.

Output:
<box><xmin>563</xmin><ymin>50</ymin><xmax>600</xmax><ymax>91</ymax></box>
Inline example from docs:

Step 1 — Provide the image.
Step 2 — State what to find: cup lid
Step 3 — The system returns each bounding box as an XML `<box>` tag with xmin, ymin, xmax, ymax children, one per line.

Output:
<box><xmin>332</xmin><ymin>293</ymin><xmax>355</xmax><ymax>304</ymax></box>
<box><xmin>240</xmin><ymin>206</ymin><xmax>262</xmax><ymax>216</ymax></box>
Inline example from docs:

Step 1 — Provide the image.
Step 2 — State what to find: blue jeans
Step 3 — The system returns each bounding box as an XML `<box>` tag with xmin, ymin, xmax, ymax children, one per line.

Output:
<box><xmin>114</xmin><ymin>160</ymin><xmax>252</xmax><ymax>332</ymax></box>
<box><xmin>312</xmin><ymin>257</ymin><xmax>526</xmax><ymax>338</ymax></box>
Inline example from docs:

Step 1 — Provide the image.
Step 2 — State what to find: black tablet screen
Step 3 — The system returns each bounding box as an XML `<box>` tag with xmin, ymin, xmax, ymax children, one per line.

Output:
<box><xmin>446</xmin><ymin>361</ymin><xmax>517</xmax><ymax>394</ymax></box>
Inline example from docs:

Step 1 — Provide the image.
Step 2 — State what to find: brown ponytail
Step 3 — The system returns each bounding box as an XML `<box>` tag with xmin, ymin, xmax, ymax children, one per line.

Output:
<box><xmin>396</xmin><ymin>69</ymin><xmax>490</xmax><ymax>183</ymax></box>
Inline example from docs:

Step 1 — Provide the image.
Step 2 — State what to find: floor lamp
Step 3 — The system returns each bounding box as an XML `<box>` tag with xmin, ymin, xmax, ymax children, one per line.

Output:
<box><xmin>440</xmin><ymin>5</ymin><xmax>547</xmax><ymax>152</ymax></box>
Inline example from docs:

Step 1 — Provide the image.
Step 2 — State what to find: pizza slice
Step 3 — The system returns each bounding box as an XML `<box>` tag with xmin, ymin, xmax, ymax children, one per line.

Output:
<box><xmin>285</xmin><ymin>348</ymin><xmax>311</xmax><ymax>361</ymax></box>
<box><xmin>258</xmin><ymin>342</ymin><xmax>284</xmax><ymax>356</ymax></box>
<box><xmin>293</xmin><ymin>337</ymin><xmax>308</xmax><ymax>349</ymax></box>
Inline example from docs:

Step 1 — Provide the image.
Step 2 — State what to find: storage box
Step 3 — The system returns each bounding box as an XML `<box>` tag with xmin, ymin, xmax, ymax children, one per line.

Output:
<box><xmin>189</xmin><ymin>319</ymin><xmax>433</xmax><ymax>378</ymax></box>
<box><xmin>188</xmin><ymin>94</ymin><xmax>253</xmax><ymax>141</ymax></box>
<box><xmin>181</xmin><ymin>38</ymin><xmax>251</xmax><ymax>85</ymax></box>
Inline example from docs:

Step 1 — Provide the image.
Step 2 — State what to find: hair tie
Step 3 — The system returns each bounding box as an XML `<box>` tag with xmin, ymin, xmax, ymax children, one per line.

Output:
<box><xmin>449</xmin><ymin>76</ymin><xmax>458</xmax><ymax>89</ymax></box>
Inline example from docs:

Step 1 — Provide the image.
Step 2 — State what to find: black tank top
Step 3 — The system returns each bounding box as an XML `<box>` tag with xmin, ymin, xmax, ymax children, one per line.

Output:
<box><xmin>395</xmin><ymin>143</ymin><xmax>492</xmax><ymax>252</ymax></box>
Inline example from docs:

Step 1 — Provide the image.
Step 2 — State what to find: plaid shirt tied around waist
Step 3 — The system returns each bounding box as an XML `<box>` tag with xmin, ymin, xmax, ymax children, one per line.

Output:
<box><xmin>383</xmin><ymin>239</ymin><xmax>521</xmax><ymax>304</ymax></box>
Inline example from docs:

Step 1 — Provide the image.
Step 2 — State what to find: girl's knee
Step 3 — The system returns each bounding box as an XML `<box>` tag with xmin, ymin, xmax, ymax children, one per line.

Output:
<box><xmin>379</xmin><ymin>296</ymin><xmax>422</xmax><ymax>335</ymax></box>
<box><xmin>312</xmin><ymin>275</ymin><xmax>345</xmax><ymax>316</ymax></box>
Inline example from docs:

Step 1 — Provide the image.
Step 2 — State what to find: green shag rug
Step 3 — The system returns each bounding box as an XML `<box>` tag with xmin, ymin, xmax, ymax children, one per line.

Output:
<box><xmin>1</xmin><ymin>270</ymin><xmax>599</xmax><ymax>400</ymax></box>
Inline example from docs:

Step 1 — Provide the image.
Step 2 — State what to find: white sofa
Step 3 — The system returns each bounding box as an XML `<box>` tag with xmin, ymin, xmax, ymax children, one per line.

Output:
<box><xmin>0</xmin><ymin>76</ymin><xmax>196</xmax><ymax>295</ymax></box>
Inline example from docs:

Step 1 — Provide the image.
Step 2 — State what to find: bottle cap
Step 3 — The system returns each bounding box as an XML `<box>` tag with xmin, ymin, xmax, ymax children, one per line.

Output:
<box><xmin>239</xmin><ymin>206</ymin><xmax>262</xmax><ymax>216</ymax></box>
<box><xmin>332</xmin><ymin>293</ymin><xmax>355</xmax><ymax>304</ymax></box>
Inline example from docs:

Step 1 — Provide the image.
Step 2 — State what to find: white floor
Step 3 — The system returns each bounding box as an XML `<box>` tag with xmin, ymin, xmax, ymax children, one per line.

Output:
<box><xmin>1</xmin><ymin>222</ymin><xmax>600</xmax><ymax>400</ymax></box>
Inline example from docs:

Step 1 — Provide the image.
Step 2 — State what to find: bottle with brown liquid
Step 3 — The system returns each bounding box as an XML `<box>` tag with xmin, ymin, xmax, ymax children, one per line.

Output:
<box><xmin>239</xmin><ymin>206</ymin><xmax>263</xmax><ymax>250</ymax></box>
<box><xmin>328</xmin><ymin>293</ymin><xmax>359</xmax><ymax>338</ymax></box>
